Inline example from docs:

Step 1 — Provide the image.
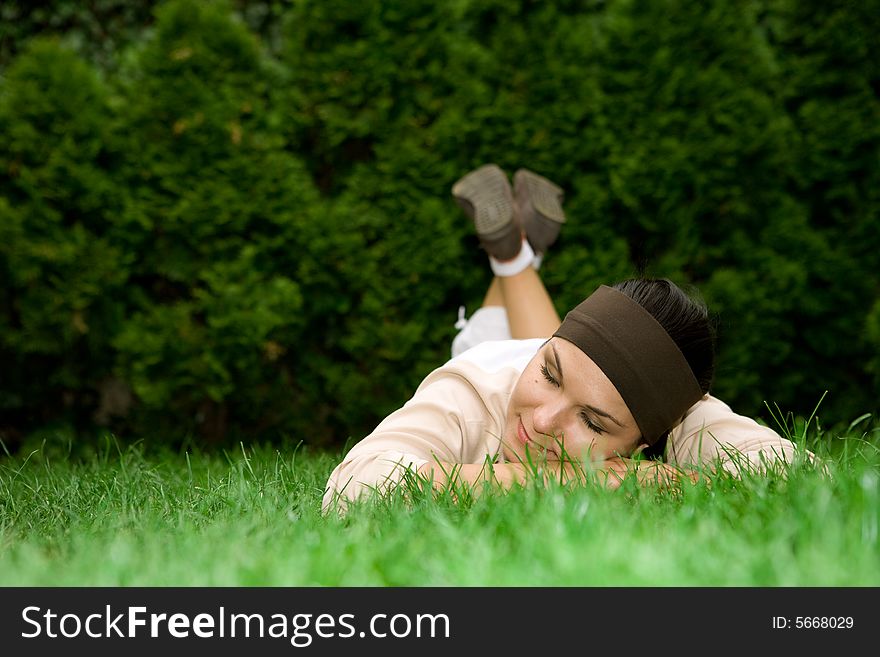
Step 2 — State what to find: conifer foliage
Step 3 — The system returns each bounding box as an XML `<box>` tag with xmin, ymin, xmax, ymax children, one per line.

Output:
<box><xmin>1</xmin><ymin>0</ymin><xmax>877</xmax><ymax>448</ymax></box>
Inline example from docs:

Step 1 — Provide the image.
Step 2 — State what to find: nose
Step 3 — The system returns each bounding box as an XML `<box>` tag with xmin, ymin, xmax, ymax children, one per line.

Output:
<box><xmin>532</xmin><ymin>398</ymin><xmax>566</xmax><ymax>439</ymax></box>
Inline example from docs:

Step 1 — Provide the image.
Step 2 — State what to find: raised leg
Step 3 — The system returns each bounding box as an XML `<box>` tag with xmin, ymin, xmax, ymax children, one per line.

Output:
<box><xmin>497</xmin><ymin>267</ymin><xmax>561</xmax><ymax>339</ymax></box>
<box><xmin>481</xmin><ymin>277</ymin><xmax>504</xmax><ymax>308</ymax></box>
<box><xmin>481</xmin><ymin>269</ymin><xmax>561</xmax><ymax>339</ymax></box>
<box><xmin>455</xmin><ymin>163</ymin><xmax>565</xmax><ymax>341</ymax></box>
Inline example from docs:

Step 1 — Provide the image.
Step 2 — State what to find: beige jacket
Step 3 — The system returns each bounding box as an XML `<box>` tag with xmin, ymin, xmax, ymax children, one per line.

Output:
<box><xmin>323</xmin><ymin>339</ymin><xmax>803</xmax><ymax>510</ymax></box>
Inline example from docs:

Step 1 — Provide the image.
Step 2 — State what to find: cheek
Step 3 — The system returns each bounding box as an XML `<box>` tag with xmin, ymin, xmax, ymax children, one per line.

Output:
<box><xmin>589</xmin><ymin>436</ymin><xmax>638</xmax><ymax>461</ymax></box>
<box><xmin>558</xmin><ymin>430</ymin><xmax>627</xmax><ymax>461</ymax></box>
<box><xmin>511</xmin><ymin>377</ymin><xmax>543</xmax><ymax>409</ymax></box>
<box><xmin>561</xmin><ymin>430</ymin><xmax>598</xmax><ymax>459</ymax></box>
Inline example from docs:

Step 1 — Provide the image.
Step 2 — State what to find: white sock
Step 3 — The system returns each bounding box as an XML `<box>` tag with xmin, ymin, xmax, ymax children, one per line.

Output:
<box><xmin>489</xmin><ymin>240</ymin><xmax>535</xmax><ymax>277</ymax></box>
<box><xmin>532</xmin><ymin>253</ymin><xmax>543</xmax><ymax>271</ymax></box>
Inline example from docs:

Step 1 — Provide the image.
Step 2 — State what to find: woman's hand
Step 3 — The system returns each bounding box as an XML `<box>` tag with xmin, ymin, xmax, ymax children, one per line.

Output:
<box><xmin>416</xmin><ymin>461</ymin><xmax>530</xmax><ymax>494</ymax></box>
<box><xmin>416</xmin><ymin>460</ymin><xmax>590</xmax><ymax>494</ymax></box>
<box><xmin>416</xmin><ymin>457</ymin><xmax>699</xmax><ymax>496</ymax></box>
<box><xmin>597</xmin><ymin>457</ymin><xmax>700</xmax><ymax>490</ymax></box>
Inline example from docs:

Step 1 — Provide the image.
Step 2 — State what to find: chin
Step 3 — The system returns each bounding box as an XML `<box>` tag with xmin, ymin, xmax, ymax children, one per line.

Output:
<box><xmin>501</xmin><ymin>435</ymin><xmax>516</xmax><ymax>461</ymax></box>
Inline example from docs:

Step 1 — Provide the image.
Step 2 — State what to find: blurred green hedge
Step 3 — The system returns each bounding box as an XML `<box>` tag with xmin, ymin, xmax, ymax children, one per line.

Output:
<box><xmin>1</xmin><ymin>0</ymin><xmax>877</xmax><ymax>449</ymax></box>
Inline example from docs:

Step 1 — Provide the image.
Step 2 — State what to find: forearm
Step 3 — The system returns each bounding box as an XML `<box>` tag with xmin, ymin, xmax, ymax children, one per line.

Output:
<box><xmin>418</xmin><ymin>458</ymin><xmax>699</xmax><ymax>493</ymax></box>
<box><xmin>417</xmin><ymin>461</ymin><xmax>523</xmax><ymax>493</ymax></box>
<box><xmin>417</xmin><ymin>460</ymin><xmax>588</xmax><ymax>493</ymax></box>
<box><xmin>599</xmin><ymin>458</ymin><xmax>701</xmax><ymax>489</ymax></box>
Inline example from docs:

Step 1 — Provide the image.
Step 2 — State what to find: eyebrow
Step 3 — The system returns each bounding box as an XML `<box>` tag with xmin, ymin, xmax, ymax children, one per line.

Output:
<box><xmin>551</xmin><ymin>342</ymin><xmax>564</xmax><ymax>380</ymax></box>
<box><xmin>549</xmin><ymin>342</ymin><xmax>625</xmax><ymax>428</ymax></box>
<box><xmin>583</xmin><ymin>404</ymin><xmax>625</xmax><ymax>428</ymax></box>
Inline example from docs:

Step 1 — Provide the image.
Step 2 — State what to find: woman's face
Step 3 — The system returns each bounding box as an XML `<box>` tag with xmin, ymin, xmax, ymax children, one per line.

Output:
<box><xmin>502</xmin><ymin>337</ymin><xmax>644</xmax><ymax>464</ymax></box>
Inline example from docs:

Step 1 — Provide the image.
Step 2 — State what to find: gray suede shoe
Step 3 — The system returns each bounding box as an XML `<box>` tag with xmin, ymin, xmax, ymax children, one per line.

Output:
<box><xmin>452</xmin><ymin>164</ymin><xmax>523</xmax><ymax>261</ymax></box>
<box><xmin>513</xmin><ymin>168</ymin><xmax>566</xmax><ymax>255</ymax></box>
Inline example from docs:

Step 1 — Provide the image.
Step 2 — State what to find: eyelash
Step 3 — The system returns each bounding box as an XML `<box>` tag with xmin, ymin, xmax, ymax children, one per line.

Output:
<box><xmin>580</xmin><ymin>412</ymin><xmax>605</xmax><ymax>435</ymax></box>
<box><xmin>539</xmin><ymin>363</ymin><xmax>559</xmax><ymax>387</ymax></box>
<box><xmin>540</xmin><ymin>363</ymin><xmax>605</xmax><ymax>435</ymax></box>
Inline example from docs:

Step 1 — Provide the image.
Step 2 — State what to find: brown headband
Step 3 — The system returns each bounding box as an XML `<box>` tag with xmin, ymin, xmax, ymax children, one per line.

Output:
<box><xmin>552</xmin><ymin>285</ymin><xmax>703</xmax><ymax>445</ymax></box>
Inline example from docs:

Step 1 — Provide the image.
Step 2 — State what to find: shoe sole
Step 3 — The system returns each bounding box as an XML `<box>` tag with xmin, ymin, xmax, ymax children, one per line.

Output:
<box><xmin>514</xmin><ymin>169</ymin><xmax>565</xmax><ymax>224</ymax></box>
<box><xmin>451</xmin><ymin>164</ymin><xmax>515</xmax><ymax>237</ymax></box>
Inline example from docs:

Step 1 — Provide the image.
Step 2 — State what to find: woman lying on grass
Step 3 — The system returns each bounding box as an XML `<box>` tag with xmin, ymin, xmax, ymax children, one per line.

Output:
<box><xmin>323</xmin><ymin>164</ymin><xmax>809</xmax><ymax>511</ymax></box>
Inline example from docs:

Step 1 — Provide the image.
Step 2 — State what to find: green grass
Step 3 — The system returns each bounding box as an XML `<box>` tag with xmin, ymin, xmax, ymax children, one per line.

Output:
<box><xmin>1</xmin><ymin>419</ymin><xmax>878</xmax><ymax>586</ymax></box>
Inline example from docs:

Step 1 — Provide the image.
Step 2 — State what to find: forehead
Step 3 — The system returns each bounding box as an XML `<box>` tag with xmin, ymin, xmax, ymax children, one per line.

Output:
<box><xmin>544</xmin><ymin>338</ymin><xmax>633</xmax><ymax>420</ymax></box>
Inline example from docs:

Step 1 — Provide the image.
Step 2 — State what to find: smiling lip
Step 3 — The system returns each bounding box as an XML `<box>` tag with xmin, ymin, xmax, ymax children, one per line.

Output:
<box><xmin>517</xmin><ymin>419</ymin><xmax>533</xmax><ymax>447</ymax></box>
<box><xmin>517</xmin><ymin>419</ymin><xmax>559</xmax><ymax>456</ymax></box>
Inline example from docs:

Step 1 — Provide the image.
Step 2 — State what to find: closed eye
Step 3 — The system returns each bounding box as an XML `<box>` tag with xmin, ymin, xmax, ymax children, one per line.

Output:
<box><xmin>540</xmin><ymin>363</ymin><xmax>559</xmax><ymax>387</ymax></box>
<box><xmin>580</xmin><ymin>412</ymin><xmax>606</xmax><ymax>435</ymax></box>
<box><xmin>542</xmin><ymin>361</ymin><xmax>606</xmax><ymax>435</ymax></box>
